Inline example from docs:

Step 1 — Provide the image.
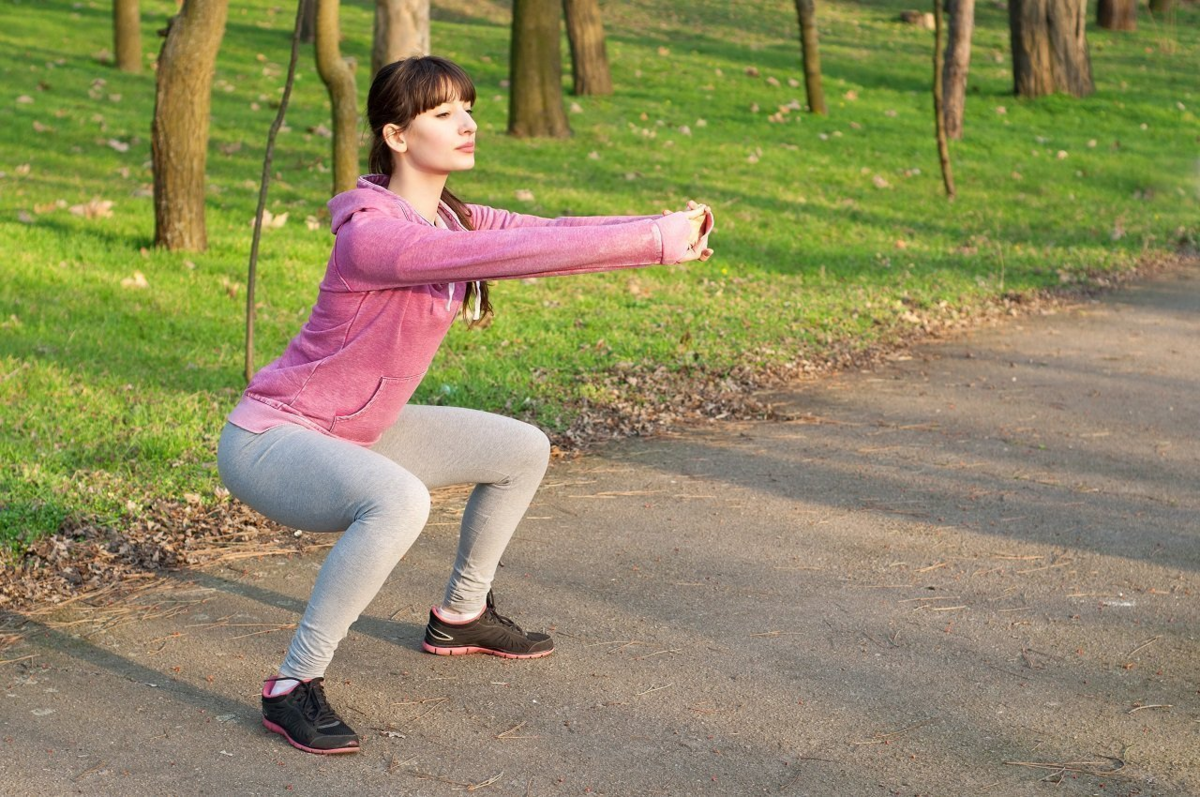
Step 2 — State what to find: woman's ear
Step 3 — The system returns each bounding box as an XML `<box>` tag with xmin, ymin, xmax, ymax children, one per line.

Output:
<box><xmin>383</xmin><ymin>123</ymin><xmax>407</xmax><ymax>155</ymax></box>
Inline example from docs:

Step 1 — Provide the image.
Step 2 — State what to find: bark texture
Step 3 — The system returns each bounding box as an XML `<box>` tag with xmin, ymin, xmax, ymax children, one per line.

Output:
<box><xmin>300</xmin><ymin>0</ymin><xmax>316</xmax><ymax>44</ymax></box>
<box><xmin>316</xmin><ymin>0</ymin><xmax>359</xmax><ymax>194</ymax></box>
<box><xmin>509</xmin><ymin>0</ymin><xmax>571</xmax><ymax>138</ymax></box>
<box><xmin>1009</xmin><ymin>0</ymin><xmax>1094</xmax><ymax>98</ymax></box>
<box><xmin>794</xmin><ymin>0</ymin><xmax>826</xmax><ymax>114</ymax></box>
<box><xmin>371</xmin><ymin>0</ymin><xmax>430</xmax><ymax>80</ymax></box>
<box><xmin>151</xmin><ymin>0</ymin><xmax>229</xmax><ymax>251</ymax></box>
<box><xmin>113</xmin><ymin>0</ymin><xmax>142</xmax><ymax>73</ymax></box>
<box><xmin>933</xmin><ymin>0</ymin><xmax>956</xmax><ymax>198</ymax></box>
<box><xmin>942</xmin><ymin>0</ymin><xmax>975</xmax><ymax>139</ymax></box>
<box><xmin>563</xmin><ymin>0</ymin><xmax>612</xmax><ymax>96</ymax></box>
<box><xmin>1097</xmin><ymin>0</ymin><xmax>1137</xmax><ymax>30</ymax></box>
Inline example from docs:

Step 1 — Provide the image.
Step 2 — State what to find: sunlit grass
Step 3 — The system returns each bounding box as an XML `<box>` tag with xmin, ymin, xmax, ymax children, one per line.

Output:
<box><xmin>1</xmin><ymin>0</ymin><xmax>1196</xmax><ymax>548</ymax></box>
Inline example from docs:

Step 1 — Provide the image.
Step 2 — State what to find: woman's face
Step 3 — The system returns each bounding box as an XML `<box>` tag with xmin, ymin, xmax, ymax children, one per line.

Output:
<box><xmin>387</xmin><ymin>96</ymin><xmax>477</xmax><ymax>176</ymax></box>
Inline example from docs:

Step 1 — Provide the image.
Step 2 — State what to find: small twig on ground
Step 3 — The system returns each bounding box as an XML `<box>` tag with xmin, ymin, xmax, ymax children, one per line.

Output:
<box><xmin>72</xmin><ymin>759</ymin><xmax>108</xmax><ymax>782</ymax></box>
<box><xmin>1125</xmin><ymin>636</ymin><xmax>1160</xmax><ymax>658</ymax></box>
<box><xmin>636</xmin><ymin>683</ymin><xmax>673</xmax><ymax>696</ymax></box>
<box><xmin>1128</xmin><ymin>704</ymin><xmax>1171</xmax><ymax>714</ymax></box>
<box><xmin>634</xmin><ymin>648</ymin><xmax>682</xmax><ymax>660</ymax></box>
<box><xmin>852</xmin><ymin>716</ymin><xmax>939</xmax><ymax>746</ymax></box>
<box><xmin>750</xmin><ymin>631</ymin><xmax>805</xmax><ymax>638</ymax></box>
<box><xmin>0</xmin><ymin>654</ymin><xmax>36</xmax><ymax>666</ymax></box>
<box><xmin>1003</xmin><ymin>755</ymin><xmax>1126</xmax><ymax>779</ymax></box>
<box><xmin>495</xmin><ymin>721</ymin><xmax>537</xmax><ymax>740</ymax></box>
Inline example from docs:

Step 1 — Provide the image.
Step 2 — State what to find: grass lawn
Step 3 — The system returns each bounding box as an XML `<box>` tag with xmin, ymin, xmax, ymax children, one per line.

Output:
<box><xmin>0</xmin><ymin>0</ymin><xmax>1196</xmax><ymax>551</ymax></box>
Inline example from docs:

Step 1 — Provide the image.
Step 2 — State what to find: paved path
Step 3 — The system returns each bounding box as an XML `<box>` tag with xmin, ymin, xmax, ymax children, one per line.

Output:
<box><xmin>2</xmin><ymin>265</ymin><xmax>1198</xmax><ymax>796</ymax></box>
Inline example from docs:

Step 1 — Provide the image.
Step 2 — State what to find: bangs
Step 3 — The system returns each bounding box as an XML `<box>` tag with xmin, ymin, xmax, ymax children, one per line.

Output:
<box><xmin>411</xmin><ymin>63</ymin><xmax>477</xmax><ymax>113</ymax></box>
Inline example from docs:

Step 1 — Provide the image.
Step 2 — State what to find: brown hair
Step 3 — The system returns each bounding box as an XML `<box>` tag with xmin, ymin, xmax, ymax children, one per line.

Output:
<box><xmin>367</xmin><ymin>56</ymin><xmax>491</xmax><ymax>325</ymax></box>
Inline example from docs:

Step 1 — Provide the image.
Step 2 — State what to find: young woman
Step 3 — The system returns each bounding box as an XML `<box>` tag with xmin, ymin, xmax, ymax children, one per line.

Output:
<box><xmin>217</xmin><ymin>56</ymin><xmax>713</xmax><ymax>756</ymax></box>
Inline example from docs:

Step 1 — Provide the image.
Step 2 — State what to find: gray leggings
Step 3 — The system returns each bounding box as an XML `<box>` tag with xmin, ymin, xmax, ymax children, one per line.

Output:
<box><xmin>216</xmin><ymin>405</ymin><xmax>550</xmax><ymax>679</ymax></box>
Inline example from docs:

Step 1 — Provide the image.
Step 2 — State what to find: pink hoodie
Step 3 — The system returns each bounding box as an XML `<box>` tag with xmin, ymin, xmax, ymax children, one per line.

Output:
<box><xmin>227</xmin><ymin>174</ymin><xmax>709</xmax><ymax>446</ymax></box>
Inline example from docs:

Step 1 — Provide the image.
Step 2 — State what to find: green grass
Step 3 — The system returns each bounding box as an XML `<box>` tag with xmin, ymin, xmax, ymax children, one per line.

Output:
<box><xmin>1</xmin><ymin>0</ymin><xmax>1197</xmax><ymax>550</ymax></box>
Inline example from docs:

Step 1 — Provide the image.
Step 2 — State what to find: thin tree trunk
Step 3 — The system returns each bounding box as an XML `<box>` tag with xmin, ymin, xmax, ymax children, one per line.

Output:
<box><xmin>933</xmin><ymin>0</ymin><xmax>956</xmax><ymax>198</ymax></box>
<box><xmin>1148</xmin><ymin>0</ymin><xmax>1172</xmax><ymax>17</ymax></box>
<box><xmin>1009</xmin><ymin>0</ymin><xmax>1093</xmax><ymax>98</ymax></box>
<box><xmin>300</xmin><ymin>0</ymin><xmax>316</xmax><ymax>44</ymax></box>
<box><xmin>151</xmin><ymin>0</ymin><xmax>229</xmax><ymax>251</ymax></box>
<box><xmin>1097</xmin><ymin>0</ymin><xmax>1136</xmax><ymax>30</ymax></box>
<box><xmin>942</xmin><ymin>0</ymin><xmax>974</xmax><ymax>140</ymax></box>
<box><xmin>509</xmin><ymin>0</ymin><xmax>571</xmax><ymax>138</ymax></box>
<box><xmin>371</xmin><ymin>0</ymin><xmax>430</xmax><ymax>80</ymax></box>
<box><xmin>794</xmin><ymin>0</ymin><xmax>826</xmax><ymax>114</ymax></box>
<box><xmin>563</xmin><ymin>0</ymin><xmax>612</xmax><ymax>96</ymax></box>
<box><xmin>114</xmin><ymin>0</ymin><xmax>142</xmax><ymax>73</ymax></box>
<box><xmin>315</xmin><ymin>0</ymin><xmax>359</xmax><ymax>194</ymax></box>
<box><xmin>247</xmin><ymin>0</ymin><xmax>306</xmax><ymax>384</ymax></box>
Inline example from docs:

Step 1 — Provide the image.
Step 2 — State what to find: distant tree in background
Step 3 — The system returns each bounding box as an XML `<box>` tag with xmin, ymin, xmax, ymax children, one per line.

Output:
<box><xmin>509</xmin><ymin>0</ymin><xmax>571</xmax><ymax>137</ymax></box>
<box><xmin>372</xmin><ymin>0</ymin><xmax>430</xmax><ymax>80</ymax></box>
<box><xmin>563</xmin><ymin>0</ymin><xmax>612</xmax><ymax>96</ymax></box>
<box><xmin>1009</xmin><ymin>0</ymin><xmax>1094</xmax><ymax>97</ymax></box>
<box><xmin>315</xmin><ymin>0</ymin><xmax>359</xmax><ymax>193</ymax></box>
<box><xmin>1097</xmin><ymin>0</ymin><xmax>1137</xmax><ymax>30</ymax></box>
<box><xmin>113</xmin><ymin>0</ymin><xmax>142</xmax><ymax>73</ymax></box>
<box><xmin>151</xmin><ymin>0</ymin><xmax>229</xmax><ymax>250</ymax></box>
<box><xmin>300</xmin><ymin>0</ymin><xmax>316</xmax><ymax>44</ymax></box>
<box><xmin>793</xmin><ymin>0</ymin><xmax>826</xmax><ymax>114</ymax></box>
<box><xmin>1148</xmin><ymin>0</ymin><xmax>1172</xmax><ymax>17</ymax></box>
<box><xmin>942</xmin><ymin>0</ymin><xmax>975</xmax><ymax>139</ymax></box>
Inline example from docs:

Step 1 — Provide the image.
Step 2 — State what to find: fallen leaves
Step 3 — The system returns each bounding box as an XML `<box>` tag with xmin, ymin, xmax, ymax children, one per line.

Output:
<box><xmin>120</xmin><ymin>271</ymin><xmax>149</xmax><ymax>289</ymax></box>
<box><xmin>69</xmin><ymin>198</ymin><xmax>114</xmax><ymax>219</ymax></box>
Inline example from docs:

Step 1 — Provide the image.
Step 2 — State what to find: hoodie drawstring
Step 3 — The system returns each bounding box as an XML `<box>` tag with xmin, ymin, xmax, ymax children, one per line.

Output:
<box><xmin>445</xmin><ymin>281</ymin><xmax>482</xmax><ymax>321</ymax></box>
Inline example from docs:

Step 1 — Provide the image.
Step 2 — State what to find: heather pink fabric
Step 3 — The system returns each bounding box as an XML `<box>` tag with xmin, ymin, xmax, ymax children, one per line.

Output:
<box><xmin>227</xmin><ymin>174</ymin><xmax>709</xmax><ymax>447</ymax></box>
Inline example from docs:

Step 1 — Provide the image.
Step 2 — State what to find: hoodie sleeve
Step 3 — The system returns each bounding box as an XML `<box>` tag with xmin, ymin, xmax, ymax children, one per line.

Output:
<box><xmin>466</xmin><ymin>204</ymin><xmax>654</xmax><ymax>231</ymax></box>
<box><xmin>330</xmin><ymin>208</ymin><xmax>697</xmax><ymax>291</ymax></box>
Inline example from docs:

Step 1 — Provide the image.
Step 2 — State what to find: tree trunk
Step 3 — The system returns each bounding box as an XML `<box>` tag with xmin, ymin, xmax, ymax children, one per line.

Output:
<box><xmin>315</xmin><ymin>0</ymin><xmax>359</xmax><ymax>194</ymax></box>
<box><xmin>509</xmin><ymin>0</ymin><xmax>571</xmax><ymax>138</ymax></box>
<box><xmin>151</xmin><ymin>0</ymin><xmax>228</xmax><ymax>251</ymax></box>
<box><xmin>933</xmin><ymin>0</ymin><xmax>956</xmax><ymax>198</ymax></box>
<box><xmin>794</xmin><ymin>0</ymin><xmax>826</xmax><ymax>114</ymax></box>
<box><xmin>371</xmin><ymin>0</ymin><xmax>430</xmax><ymax>80</ymax></box>
<box><xmin>1009</xmin><ymin>0</ymin><xmax>1094</xmax><ymax>98</ymax></box>
<box><xmin>300</xmin><ymin>0</ymin><xmax>317</xmax><ymax>44</ymax></box>
<box><xmin>113</xmin><ymin>0</ymin><xmax>142</xmax><ymax>73</ymax></box>
<box><xmin>1148</xmin><ymin>0</ymin><xmax>1172</xmax><ymax>17</ymax></box>
<box><xmin>942</xmin><ymin>0</ymin><xmax>974</xmax><ymax>140</ymax></box>
<box><xmin>563</xmin><ymin>0</ymin><xmax>612</xmax><ymax>96</ymax></box>
<box><xmin>1097</xmin><ymin>0</ymin><xmax>1136</xmax><ymax>30</ymax></box>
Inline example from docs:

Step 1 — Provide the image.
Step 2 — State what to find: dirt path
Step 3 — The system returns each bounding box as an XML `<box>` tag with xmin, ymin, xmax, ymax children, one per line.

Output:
<box><xmin>2</xmin><ymin>264</ymin><xmax>1197</xmax><ymax>796</ymax></box>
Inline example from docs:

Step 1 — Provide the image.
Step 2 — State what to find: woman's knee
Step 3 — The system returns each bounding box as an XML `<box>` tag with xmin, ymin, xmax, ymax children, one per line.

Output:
<box><xmin>360</xmin><ymin>471</ymin><xmax>432</xmax><ymax>526</ymax></box>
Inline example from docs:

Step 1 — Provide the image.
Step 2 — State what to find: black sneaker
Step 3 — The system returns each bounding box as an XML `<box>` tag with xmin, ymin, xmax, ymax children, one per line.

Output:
<box><xmin>261</xmin><ymin>677</ymin><xmax>361</xmax><ymax>755</ymax></box>
<box><xmin>422</xmin><ymin>591</ymin><xmax>554</xmax><ymax>659</ymax></box>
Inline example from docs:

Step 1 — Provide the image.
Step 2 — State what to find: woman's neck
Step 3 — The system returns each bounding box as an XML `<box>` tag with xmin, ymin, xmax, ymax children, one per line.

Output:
<box><xmin>388</xmin><ymin>168</ymin><xmax>447</xmax><ymax>225</ymax></box>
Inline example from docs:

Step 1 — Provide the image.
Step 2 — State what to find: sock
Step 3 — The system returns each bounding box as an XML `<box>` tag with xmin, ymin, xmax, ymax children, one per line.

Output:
<box><xmin>263</xmin><ymin>676</ymin><xmax>307</xmax><ymax>698</ymax></box>
<box><xmin>433</xmin><ymin>604</ymin><xmax>485</xmax><ymax>624</ymax></box>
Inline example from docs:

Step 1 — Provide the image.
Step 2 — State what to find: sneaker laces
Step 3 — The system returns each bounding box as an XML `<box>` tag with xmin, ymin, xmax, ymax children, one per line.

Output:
<box><xmin>300</xmin><ymin>679</ymin><xmax>345</xmax><ymax>729</ymax></box>
<box><xmin>483</xmin><ymin>591</ymin><xmax>526</xmax><ymax>635</ymax></box>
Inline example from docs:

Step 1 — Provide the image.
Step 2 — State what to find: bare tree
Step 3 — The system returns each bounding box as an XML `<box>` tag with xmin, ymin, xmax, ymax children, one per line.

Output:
<box><xmin>942</xmin><ymin>0</ymin><xmax>975</xmax><ymax>139</ymax></box>
<box><xmin>509</xmin><ymin>0</ymin><xmax>570</xmax><ymax>138</ymax></box>
<box><xmin>316</xmin><ymin>0</ymin><xmax>359</xmax><ymax>193</ymax></box>
<box><xmin>793</xmin><ymin>0</ymin><xmax>826</xmax><ymax>114</ymax></box>
<box><xmin>114</xmin><ymin>0</ymin><xmax>142</xmax><ymax>73</ymax></box>
<box><xmin>371</xmin><ymin>0</ymin><xmax>430</xmax><ymax>80</ymax></box>
<box><xmin>1009</xmin><ymin>0</ymin><xmax>1094</xmax><ymax>98</ymax></box>
<box><xmin>1097</xmin><ymin>0</ymin><xmax>1136</xmax><ymax>30</ymax></box>
<box><xmin>563</xmin><ymin>0</ymin><xmax>612</xmax><ymax>96</ymax></box>
<box><xmin>246</xmin><ymin>0</ymin><xmax>307</xmax><ymax>383</ymax></box>
<box><xmin>151</xmin><ymin>0</ymin><xmax>229</xmax><ymax>251</ymax></box>
<box><xmin>300</xmin><ymin>0</ymin><xmax>316</xmax><ymax>44</ymax></box>
<box><xmin>1148</xmin><ymin>0</ymin><xmax>1173</xmax><ymax>17</ymax></box>
<box><xmin>933</xmin><ymin>0</ymin><xmax>955</xmax><ymax>198</ymax></box>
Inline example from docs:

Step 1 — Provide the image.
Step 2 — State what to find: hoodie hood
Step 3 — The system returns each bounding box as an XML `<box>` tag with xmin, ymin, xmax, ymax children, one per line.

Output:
<box><xmin>328</xmin><ymin>174</ymin><xmax>415</xmax><ymax>235</ymax></box>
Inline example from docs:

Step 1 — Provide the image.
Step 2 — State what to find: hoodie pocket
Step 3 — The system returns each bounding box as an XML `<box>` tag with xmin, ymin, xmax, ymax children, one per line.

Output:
<box><xmin>330</xmin><ymin>373</ymin><xmax>424</xmax><ymax>445</ymax></box>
